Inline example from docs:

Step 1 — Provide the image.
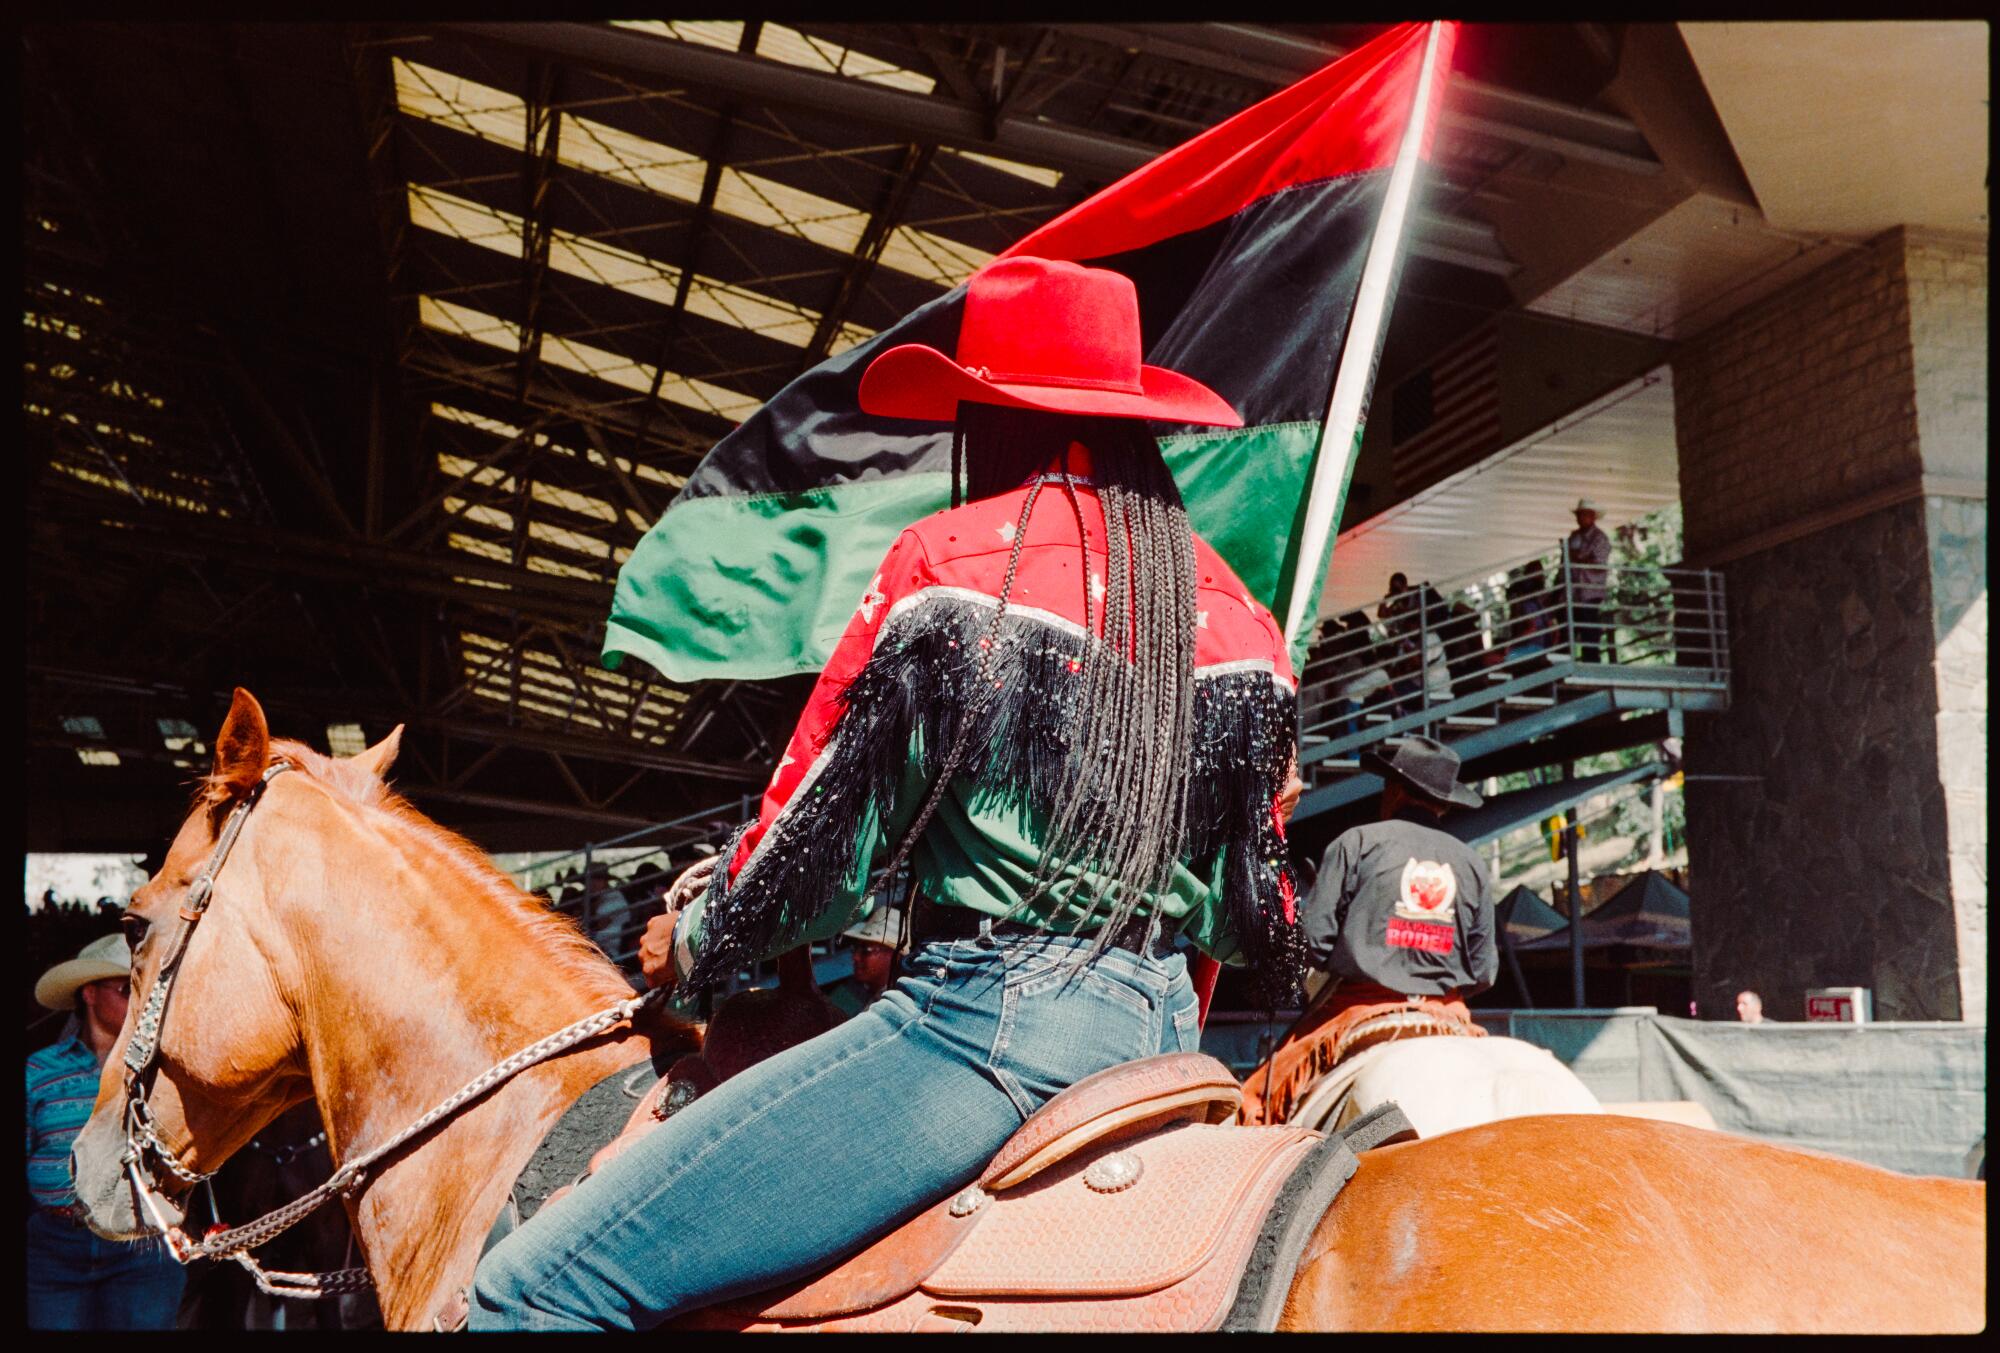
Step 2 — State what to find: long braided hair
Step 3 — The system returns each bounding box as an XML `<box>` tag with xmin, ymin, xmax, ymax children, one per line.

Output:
<box><xmin>887</xmin><ymin>403</ymin><xmax>1201</xmax><ymax>960</ymax></box>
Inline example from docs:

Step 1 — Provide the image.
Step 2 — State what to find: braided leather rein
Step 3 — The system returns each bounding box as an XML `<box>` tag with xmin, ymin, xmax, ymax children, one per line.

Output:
<box><xmin>116</xmin><ymin>758</ymin><xmax>664</xmax><ymax>1299</ymax></box>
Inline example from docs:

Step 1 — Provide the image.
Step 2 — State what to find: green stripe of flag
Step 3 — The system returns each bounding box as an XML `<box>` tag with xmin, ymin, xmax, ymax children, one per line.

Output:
<box><xmin>605</xmin><ymin>421</ymin><xmax>1328</xmax><ymax>684</ymax></box>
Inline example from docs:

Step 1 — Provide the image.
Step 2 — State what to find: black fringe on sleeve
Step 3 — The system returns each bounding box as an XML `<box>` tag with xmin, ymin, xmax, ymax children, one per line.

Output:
<box><xmin>682</xmin><ymin>596</ymin><xmax>1304</xmax><ymax>1001</ymax></box>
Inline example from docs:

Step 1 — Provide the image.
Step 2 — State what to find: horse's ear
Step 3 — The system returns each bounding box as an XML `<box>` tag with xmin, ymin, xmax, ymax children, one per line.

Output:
<box><xmin>212</xmin><ymin>687</ymin><xmax>270</xmax><ymax>797</ymax></box>
<box><xmin>347</xmin><ymin>725</ymin><xmax>404</xmax><ymax>781</ymax></box>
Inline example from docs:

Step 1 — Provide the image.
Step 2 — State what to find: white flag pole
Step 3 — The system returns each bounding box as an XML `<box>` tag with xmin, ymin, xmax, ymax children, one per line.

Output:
<box><xmin>1282</xmin><ymin>21</ymin><xmax>1448</xmax><ymax>650</ymax></box>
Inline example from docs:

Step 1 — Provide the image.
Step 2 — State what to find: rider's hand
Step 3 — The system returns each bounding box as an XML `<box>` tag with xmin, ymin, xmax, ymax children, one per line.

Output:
<box><xmin>638</xmin><ymin>907</ymin><xmax>681</xmax><ymax>992</ymax></box>
<box><xmin>639</xmin><ymin>854</ymin><xmax>721</xmax><ymax>991</ymax></box>
<box><xmin>1278</xmin><ymin>753</ymin><xmax>1305</xmax><ymax>825</ymax></box>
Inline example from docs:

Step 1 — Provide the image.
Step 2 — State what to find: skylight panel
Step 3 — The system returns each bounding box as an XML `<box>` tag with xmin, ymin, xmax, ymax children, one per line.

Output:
<box><xmin>520</xmin><ymin>696</ymin><xmax>603</xmax><ymax>728</ymax></box>
<box><xmin>610</xmin><ymin>19</ymin><xmax>744</xmax><ymax>51</ymax></box>
<box><xmin>431</xmin><ymin>403</ymin><xmax>523</xmax><ymax>439</ymax></box>
<box><xmin>435</xmin><ymin>453</ymin><xmax>511</xmax><ymax>492</ymax></box>
<box><xmin>527</xmin><ymin>554</ymin><xmax>607</xmax><ymax>581</ymax></box>
<box><xmin>631</xmin><ymin>462</ymin><xmax>685</xmax><ymax>489</ymax></box>
<box><xmin>539</xmin><ymin>332</ymin><xmax>763</xmax><ymax>422</ymax></box>
<box><xmin>421</xmin><ymin>295</ymin><xmax>523</xmax><ymax>351</ymax></box>
<box><xmin>753</xmin><ymin>25</ymin><xmax>936</xmax><ymax>95</ymax></box>
<box><xmin>444</xmin><ymin>497</ymin><xmax>515</xmax><ymax>534</ymax></box>
<box><xmin>395</xmin><ymin>60</ymin><xmax>974</xmax><ymax>294</ymax></box>
<box><xmin>880</xmin><ymin>225</ymin><xmax>995</xmax><ymax>289</ymax></box>
<box><xmin>62</xmin><ymin>715</ymin><xmax>105</xmax><ymax>739</ymax></box>
<box><xmin>608</xmin><ymin>20</ymin><xmax>936</xmax><ymax>94</ymax></box>
<box><xmin>711</xmin><ymin>168</ymin><xmax>866</xmax><ymax>255</ymax></box>
<box><xmin>938</xmin><ymin>146</ymin><xmax>1063</xmax><ymax>189</ymax></box>
<box><xmin>326</xmin><ymin>723</ymin><xmax>368</xmax><ymax>757</ymax></box>
<box><xmin>420</xmin><ymin>295</ymin><xmax>762</xmax><ymax>422</ymax></box>
<box><xmin>447</xmin><ymin>531</ymin><xmax>510</xmax><ymax>562</ymax></box>
<box><xmin>157</xmin><ymin>718</ymin><xmax>205</xmax><ymax>754</ymax></box>
<box><xmin>24</xmin><ymin>310</ymin><xmax>86</xmax><ymax>342</ymax></box>
<box><xmin>392</xmin><ymin>58</ymin><xmax>525</xmax><ymax>146</ymax></box>
<box><xmin>557</xmin><ymin>112</ymin><xmax>712</xmax><ymax>202</ymax></box>
<box><xmin>430</xmin><ymin>403</ymin><xmax>690</xmax><ymax>494</ymax></box>
<box><xmin>528</xmin><ymin>519</ymin><xmax>608</xmax><ymax>558</ymax></box>
<box><xmin>409</xmin><ymin>185</ymin><xmax>872</xmax><ymax>351</ymax></box>
<box><xmin>531</xmin><ymin>480</ymin><xmax>618</xmax><ymax>524</ymax></box>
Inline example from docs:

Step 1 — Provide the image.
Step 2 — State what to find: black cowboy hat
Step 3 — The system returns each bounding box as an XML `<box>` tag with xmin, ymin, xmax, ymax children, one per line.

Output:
<box><xmin>1362</xmin><ymin>735</ymin><xmax>1483</xmax><ymax>809</ymax></box>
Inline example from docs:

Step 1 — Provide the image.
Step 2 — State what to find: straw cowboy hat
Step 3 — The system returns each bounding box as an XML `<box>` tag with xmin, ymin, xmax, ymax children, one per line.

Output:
<box><xmin>35</xmin><ymin>932</ymin><xmax>132</xmax><ymax>1011</ymax></box>
<box><xmin>841</xmin><ymin>904</ymin><xmax>905</xmax><ymax>949</ymax></box>
<box><xmin>858</xmin><ymin>256</ymin><xmax>1242</xmax><ymax>428</ymax></box>
<box><xmin>1362</xmin><ymin>735</ymin><xmax>1483</xmax><ymax>810</ymax></box>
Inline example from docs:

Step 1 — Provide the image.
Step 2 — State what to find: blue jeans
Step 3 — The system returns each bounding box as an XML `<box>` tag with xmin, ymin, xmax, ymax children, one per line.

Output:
<box><xmin>25</xmin><ymin>1209</ymin><xmax>187</xmax><ymax>1330</ymax></box>
<box><xmin>471</xmin><ymin>932</ymin><xmax>1200</xmax><ymax>1330</ymax></box>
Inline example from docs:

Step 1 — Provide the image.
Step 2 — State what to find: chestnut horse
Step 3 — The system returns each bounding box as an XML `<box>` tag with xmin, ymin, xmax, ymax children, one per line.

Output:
<box><xmin>73</xmin><ymin>692</ymin><xmax>1984</xmax><ymax>1331</ymax></box>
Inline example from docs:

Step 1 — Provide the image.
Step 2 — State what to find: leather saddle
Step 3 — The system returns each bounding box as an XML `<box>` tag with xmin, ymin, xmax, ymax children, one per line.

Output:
<box><xmin>645</xmin><ymin>1053</ymin><xmax>1417</xmax><ymax>1333</ymax></box>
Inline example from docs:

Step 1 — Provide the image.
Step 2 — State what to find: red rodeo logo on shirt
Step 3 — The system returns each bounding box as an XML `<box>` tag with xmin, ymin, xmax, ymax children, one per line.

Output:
<box><xmin>1387</xmin><ymin>858</ymin><xmax>1458</xmax><ymax>954</ymax></box>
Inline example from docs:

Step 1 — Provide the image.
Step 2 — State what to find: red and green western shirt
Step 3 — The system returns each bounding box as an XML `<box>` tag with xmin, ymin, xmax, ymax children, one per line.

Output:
<box><xmin>673</xmin><ymin>471</ymin><xmax>1305</xmax><ymax>1000</ymax></box>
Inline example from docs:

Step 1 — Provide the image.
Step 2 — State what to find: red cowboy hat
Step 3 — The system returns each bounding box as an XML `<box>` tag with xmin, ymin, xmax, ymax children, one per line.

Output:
<box><xmin>858</xmin><ymin>257</ymin><xmax>1242</xmax><ymax>428</ymax></box>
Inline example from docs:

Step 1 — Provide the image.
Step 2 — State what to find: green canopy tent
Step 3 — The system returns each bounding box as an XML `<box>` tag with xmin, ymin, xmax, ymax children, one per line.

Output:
<box><xmin>1498</xmin><ymin>885</ymin><xmax>1569</xmax><ymax>945</ymax></box>
<box><xmin>1522</xmin><ymin>870</ymin><xmax>1690</xmax><ymax>952</ymax></box>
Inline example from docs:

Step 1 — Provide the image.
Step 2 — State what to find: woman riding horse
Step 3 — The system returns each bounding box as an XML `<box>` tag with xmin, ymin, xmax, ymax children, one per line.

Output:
<box><xmin>470</xmin><ymin>257</ymin><xmax>1310</xmax><ymax>1329</ymax></box>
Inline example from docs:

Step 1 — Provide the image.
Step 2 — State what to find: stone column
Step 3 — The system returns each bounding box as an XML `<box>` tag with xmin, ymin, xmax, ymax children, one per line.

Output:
<box><xmin>1672</xmin><ymin>227</ymin><xmax>1986</xmax><ymax>1022</ymax></box>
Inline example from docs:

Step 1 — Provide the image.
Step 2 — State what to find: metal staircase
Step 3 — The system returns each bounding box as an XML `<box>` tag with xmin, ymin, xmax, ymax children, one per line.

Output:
<box><xmin>1288</xmin><ymin>556</ymin><xmax>1729</xmax><ymax>853</ymax></box>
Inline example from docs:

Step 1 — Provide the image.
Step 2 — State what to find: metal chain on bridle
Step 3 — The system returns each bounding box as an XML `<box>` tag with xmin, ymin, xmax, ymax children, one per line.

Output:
<box><xmin>117</xmin><ymin>759</ymin><xmax>664</xmax><ymax>1299</ymax></box>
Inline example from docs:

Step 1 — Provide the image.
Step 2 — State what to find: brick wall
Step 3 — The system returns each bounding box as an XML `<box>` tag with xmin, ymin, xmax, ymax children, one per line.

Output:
<box><xmin>1673</xmin><ymin>225</ymin><xmax>1987</xmax><ymax>1022</ymax></box>
<box><xmin>1673</xmin><ymin>229</ymin><xmax>1922</xmax><ymax>562</ymax></box>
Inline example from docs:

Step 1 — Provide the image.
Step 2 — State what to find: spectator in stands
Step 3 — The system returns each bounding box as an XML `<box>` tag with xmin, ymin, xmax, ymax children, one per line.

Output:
<box><xmin>1504</xmin><ymin>559</ymin><xmax>1557</xmax><ymax>661</ymax></box>
<box><xmin>582</xmin><ymin>862</ymin><xmax>633</xmax><ymax>960</ymax></box>
<box><xmin>28</xmin><ymin>935</ymin><xmax>186</xmax><ymax>1329</ymax></box>
<box><xmin>1563</xmin><ymin>498</ymin><xmax>1614</xmax><ymax>663</ymax></box>
<box><xmin>1429</xmin><ymin>584</ymin><xmax>1483</xmax><ymax>691</ymax></box>
<box><xmin>1378</xmin><ymin>572</ymin><xmax>1418</xmax><ymax>642</ymax></box>
<box><xmin>1735</xmin><ymin>990</ymin><xmax>1766</xmax><ymax>1024</ymax></box>
<box><xmin>821</xmin><ymin>905</ymin><xmax>904</xmax><ymax>1019</ymax></box>
<box><xmin>1320</xmin><ymin>611</ymin><xmax>1382</xmax><ymax>737</ymax></box>
<box><xmin>1390</xmin><ymin>626</ymin><xmax>1453</xmax><ymax>717</ymax></box>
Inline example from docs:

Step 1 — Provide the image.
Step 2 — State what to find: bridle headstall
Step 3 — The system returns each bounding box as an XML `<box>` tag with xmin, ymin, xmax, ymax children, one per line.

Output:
<box><xmin>117</xmin><ymin>758</ymin><xmax>664</xmax><ymax>1299</ymax></box>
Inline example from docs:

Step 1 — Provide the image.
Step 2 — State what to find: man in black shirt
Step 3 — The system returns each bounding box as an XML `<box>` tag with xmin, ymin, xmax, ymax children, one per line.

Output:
<box><xmin>1245</xmin><ymin>736</ymin><xmax>1497</xmax><ymax>1124</ymax></box>
<box><xmin>1302</xmin><ymin>736</ymin><xmax>1498</xmax><ymax>997</ymax></box>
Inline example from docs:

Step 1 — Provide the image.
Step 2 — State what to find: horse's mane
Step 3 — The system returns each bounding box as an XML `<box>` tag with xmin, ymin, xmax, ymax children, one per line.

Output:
<box><xmin>251</xmin><ymin>739</ymin><xmax>639</xmax><ymax>1008</ymax></box>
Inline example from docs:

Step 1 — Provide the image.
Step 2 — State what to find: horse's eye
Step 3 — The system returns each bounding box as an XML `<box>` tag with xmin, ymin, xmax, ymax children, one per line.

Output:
<box><xmin>121</xmin><ymin>913</ymin><xmax>148</xmax><ymax>950</ymax></box>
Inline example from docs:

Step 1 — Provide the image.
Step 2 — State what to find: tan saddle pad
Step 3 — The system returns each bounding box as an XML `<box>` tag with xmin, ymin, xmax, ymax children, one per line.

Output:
<box><xmin>660</xmin><ymin>1055</ymin><xmax>1413</xmax><ymax>1333</ymax></box>
<box><xmin>670</xmin><ymin>1119</ymin><xmax>1324</xmax><ymax>1333</ymax></box>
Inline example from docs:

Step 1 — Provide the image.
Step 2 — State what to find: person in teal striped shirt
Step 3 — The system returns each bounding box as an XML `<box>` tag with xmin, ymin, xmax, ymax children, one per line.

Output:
<box><xmin>27</xmin><ymin>932</ymin><xmax>185</xmax><ymax>1330</ymax></box>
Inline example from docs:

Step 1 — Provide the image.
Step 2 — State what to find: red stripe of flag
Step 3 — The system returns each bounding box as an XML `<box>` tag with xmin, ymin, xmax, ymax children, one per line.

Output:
<box><xmin>1003</xmin><ymin>22</ymin><xmax>1458</xmax><ymax>266</ymax></box>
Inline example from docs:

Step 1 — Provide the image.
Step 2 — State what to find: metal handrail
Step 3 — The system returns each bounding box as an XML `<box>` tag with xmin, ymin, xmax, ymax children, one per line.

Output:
<box><xmin>1297</xmin><ymin>560</ymin><xmax>1727</xmax><ymax>754</ymax></box>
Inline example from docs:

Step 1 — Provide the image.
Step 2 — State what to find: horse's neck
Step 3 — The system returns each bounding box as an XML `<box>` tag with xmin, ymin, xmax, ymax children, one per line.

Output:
<box><xmin>302</xmin><ymin>859</ymin><xmax>652</xmax><ymax>1327</ymax></box>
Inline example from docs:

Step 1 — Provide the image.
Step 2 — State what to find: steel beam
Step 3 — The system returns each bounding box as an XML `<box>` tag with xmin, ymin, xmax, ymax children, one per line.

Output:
<box><xmin>29</xmin><ymin>664</ymin><xmax>764</xmax><ymax>784</ymax></box>
<box><xmin>32</xmin><ymin>500</ymin><xmax>613</xmax><ymax>625</ymax></box>
<box><xmin>404</xmin><ymin>340</ymin><xmax>720</xmax><ymax>462</ymax></box>
<box><xmin>1112</xmin><ymin>24</ymin><xmax>1663</xmax><ymax>175</ymax></box>
<box><xmin>439</xmin><ymin>22</ymin><xmax>1515</xmax><ymax>274</ymax></box>
<box><xmin>515</xmin><ymin>62</ymin><xmax>563</xmax><ymax>408</ymax></box>
<box><xmin>800</xmin><ymin>141</ymin><xmax>936</xmax><ymax>372</ymax></box>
